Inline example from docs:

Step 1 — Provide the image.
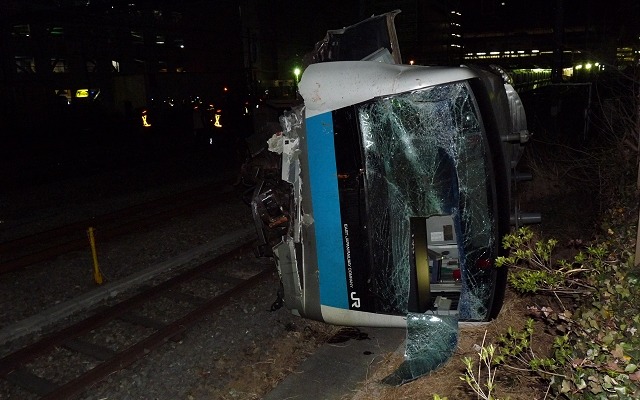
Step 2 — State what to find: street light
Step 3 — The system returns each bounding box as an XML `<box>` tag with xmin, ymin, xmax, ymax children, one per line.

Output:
<box><xmin>293</xmin><ymin>67</ymin><xmax>301</xmax><ymax>83</ymax></box>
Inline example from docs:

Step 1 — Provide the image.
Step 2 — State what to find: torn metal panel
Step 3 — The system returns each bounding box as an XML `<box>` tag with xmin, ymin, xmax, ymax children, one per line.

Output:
<box><xmin>273</xmin><ymin>239</ymin><xmax>303</xmax><ymax>314</ymax></box>
<box><xmin>305</xmin><ymin>10</ymin><xmax>402</xmax><ymax>65</ymax></box>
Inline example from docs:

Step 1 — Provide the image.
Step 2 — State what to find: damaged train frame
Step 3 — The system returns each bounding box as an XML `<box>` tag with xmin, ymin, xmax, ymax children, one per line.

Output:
<box><xmin>249</xmin><ymin>10</ymin><xmax>540</xmax><ymax>382</ymax></box>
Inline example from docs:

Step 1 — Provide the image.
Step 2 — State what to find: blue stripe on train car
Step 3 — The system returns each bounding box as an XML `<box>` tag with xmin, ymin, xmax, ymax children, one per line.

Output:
<box><xmin>305</xmin><ymin>112</ymin><xmax>349</xmax><ymax>309</ymax></box>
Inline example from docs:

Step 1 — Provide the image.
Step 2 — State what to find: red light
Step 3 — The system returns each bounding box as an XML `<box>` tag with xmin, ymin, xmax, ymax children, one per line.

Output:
<box><xmin>453</xmin><ymin>269</ymin><xmax>461</xmax><ymax>280</ymax></box>
<box><xmin>476</xmin><ymin>258</ymin><xmax>492</xmax><ymax>269</ymax></box>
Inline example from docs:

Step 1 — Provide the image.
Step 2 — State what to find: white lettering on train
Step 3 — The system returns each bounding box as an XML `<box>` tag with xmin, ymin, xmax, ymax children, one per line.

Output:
<box><xmin>343</xmin><ymin>223</ymin><xmax>359</xmax><ymax>308</ymax></box>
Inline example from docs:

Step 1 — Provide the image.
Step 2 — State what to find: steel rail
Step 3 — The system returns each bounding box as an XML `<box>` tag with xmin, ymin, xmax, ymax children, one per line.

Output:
<box><xmin>42</xmin><ymin>267</ymin><xmax>272</xmax><ymax>400</ymax></box>
<box><xmin>0</xmin><ymin>239</ymin><xmax>260</xmax><ymax>386</ymax></box>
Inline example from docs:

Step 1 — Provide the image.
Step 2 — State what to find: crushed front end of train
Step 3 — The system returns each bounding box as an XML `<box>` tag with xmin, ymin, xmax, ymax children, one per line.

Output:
<box><xmin>250</xmin><ymin>11</ymin><xmax>540</xmax><ymax>384</ymax></box>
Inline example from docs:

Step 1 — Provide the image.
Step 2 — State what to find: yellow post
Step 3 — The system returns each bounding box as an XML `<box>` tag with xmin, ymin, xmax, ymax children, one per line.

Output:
<box><xmin>87</xmin><ymin>227</ymin><xmax>104</xmax><ymax>285</ymax></box>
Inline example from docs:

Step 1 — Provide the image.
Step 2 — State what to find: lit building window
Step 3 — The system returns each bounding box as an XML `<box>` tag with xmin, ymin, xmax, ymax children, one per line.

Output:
<box><xmin>15</xmin><ymin>56</ymin><xmax>35</xmax><ymax>73</ymax></box>
<box><xmin>52</xmin><ymin>59</ymin><xmax>67</xmax><ymax>73</ymax></box>
<box><xmin>156</xmin><ymin>35</ymin><xmax>165</xmax><ymax>45</ymax></box>
<box><xmin>112</xmin><ymin>60</ymin><xmax>120</xmax><ymax>72</ymax></box>
<box><xmin>49</xmin><ymin>26</ymin><xmax>64</xmax><ymax>37</ymax></box>
<box><xmin>131</xmin><ymin>30</ymin><xmax>144</xmax><ymax>45</ymax></box>
<box><xmin>12</xmin><ymin>24</ymin><xmax>30</xmax><ymax>37</ymax></box>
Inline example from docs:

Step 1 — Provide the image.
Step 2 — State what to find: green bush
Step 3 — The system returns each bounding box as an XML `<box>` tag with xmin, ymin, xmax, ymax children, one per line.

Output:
<box><xmin>491</xmin><ymin>218</ymin><xmax>640</xmax><ymax>398</ymax></box>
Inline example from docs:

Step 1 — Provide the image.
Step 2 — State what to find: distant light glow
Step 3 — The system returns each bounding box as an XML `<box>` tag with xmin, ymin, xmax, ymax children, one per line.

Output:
<box><xmin>141</xmin><ymin>111</ymin><xmax>151</xmax><ymax>128</ymax></box>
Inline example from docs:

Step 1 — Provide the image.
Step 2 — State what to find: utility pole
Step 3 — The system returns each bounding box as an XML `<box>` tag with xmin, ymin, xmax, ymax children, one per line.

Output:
<box><xmin>635</xmin><ymin>65</ymin><xmax>640</xmax><ymax>265</ymax></box>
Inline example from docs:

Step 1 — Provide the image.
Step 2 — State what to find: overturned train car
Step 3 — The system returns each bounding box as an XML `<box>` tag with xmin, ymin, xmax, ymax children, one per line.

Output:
<box><xmin>250</xmin><ymin>11</ymin><xmax>540</xmax><ymax>382</ymax></box>
<box><xmin>252</xmin><ymin>59</ymin><xmax>539</xmax><ymax>329</ymax></box>
<box><xmin>249</xmin><ymin>11</ymin><xmax>541</xmax><ymax>341</ymax></box>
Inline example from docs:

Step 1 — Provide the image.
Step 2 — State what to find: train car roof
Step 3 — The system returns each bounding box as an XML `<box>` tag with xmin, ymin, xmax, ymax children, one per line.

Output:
<box><xmin>299</xmin><ymin>61</ymin><xmax>479</xmax><ymax>118</ymax></box>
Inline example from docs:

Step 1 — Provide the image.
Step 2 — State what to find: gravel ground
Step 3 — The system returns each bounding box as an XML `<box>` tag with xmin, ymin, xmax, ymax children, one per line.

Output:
<box><xmin>82</xmin><ymin>270</ymin><xmax>339</xmax><ymax>400</ymax></box>
<box><xmin>0</xmin><ymin>143</ymin><xmax>343</xmax><ymax>400</ymax></box>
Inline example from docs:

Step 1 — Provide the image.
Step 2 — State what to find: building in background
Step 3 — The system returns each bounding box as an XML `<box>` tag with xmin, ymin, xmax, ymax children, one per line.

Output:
<box><xmin>0</xmin><ymin>0</ymin><xmax>248</xmax><ymax>132</ymax></box>
<box><xmin>462</xmin><ymin>0</ymin><xmax>638</xmax><ymax>81</ymax></box>
<box><xmin>362</xmin><ymin>0</ymin><xmax>638</xmax><ymax>78</ymax></box>
<box><xmin>359</xmin><ymin>0</ymin><xmax>463</xmax><ymax>66</ymax></box>
<box><xmin>0</xmin><ymin>0</ymin><xmax>637</xmax><ymax>133</ymax></box>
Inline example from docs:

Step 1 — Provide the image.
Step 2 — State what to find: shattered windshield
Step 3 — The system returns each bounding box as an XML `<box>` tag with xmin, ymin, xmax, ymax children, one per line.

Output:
<box><xmin>358</xmin><ymin>81</ymin><xmax>496</xmax><ymax>321</ymax></box>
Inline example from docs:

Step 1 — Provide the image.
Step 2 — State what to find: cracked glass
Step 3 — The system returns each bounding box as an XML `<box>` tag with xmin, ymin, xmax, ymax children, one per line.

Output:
<box><xmin>383</xmin><ymin>313</ymin><xmax>459</xmax><ymax>385</ymax></box>
<box><xmin>358</xmin><ymin>81</ymin><xmax>497</xmax><ymax>382</ymax></box>
<box><xmin>358</xmin><ymin>81</ymin><xmax>496</xmax><ymax>320</ymax></box>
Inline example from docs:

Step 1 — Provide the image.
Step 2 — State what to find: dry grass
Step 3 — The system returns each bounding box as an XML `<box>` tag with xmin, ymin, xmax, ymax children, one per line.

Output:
<box><xmin>346</xmin><ymin>289</ymin><xmax>555</xmax><ymax>400</ymax></box>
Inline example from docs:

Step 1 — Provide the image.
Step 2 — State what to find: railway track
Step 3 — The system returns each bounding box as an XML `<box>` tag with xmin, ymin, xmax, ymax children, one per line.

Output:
<box><xmin>0</xmin><ymin>183</ymin><xmax>230</xmax><ymax>274</ymax></box>
<box><xmin>0</xmin><ymin>239</ymin><xmax>273</xmax><ymax>399</ymax></box>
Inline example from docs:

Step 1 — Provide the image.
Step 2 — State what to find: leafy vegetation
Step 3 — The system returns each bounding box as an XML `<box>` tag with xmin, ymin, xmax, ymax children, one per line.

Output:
<box><xmin>455</xmin><ymin>67</ymin><xmax>640</xmax><ymax>399</ymax></box>
<box><xmin>463</xmin><ymin>193</ymin><xmax>640</xmax><ymax>399</ymax></box>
